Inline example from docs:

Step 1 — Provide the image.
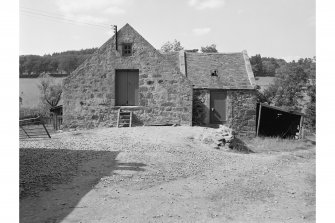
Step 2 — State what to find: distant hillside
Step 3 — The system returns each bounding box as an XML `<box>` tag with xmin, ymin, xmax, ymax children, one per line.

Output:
<box><xmin>19</xmin><ymin>48</ymin><xmax>98</xmax><ymax>77</ymax></box>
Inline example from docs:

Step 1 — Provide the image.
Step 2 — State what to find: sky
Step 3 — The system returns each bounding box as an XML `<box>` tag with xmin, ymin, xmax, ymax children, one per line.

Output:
<box><xmin>19</xmin><ymin>0</ymin><xmax>315</xmax><ymax>61</ymax></box>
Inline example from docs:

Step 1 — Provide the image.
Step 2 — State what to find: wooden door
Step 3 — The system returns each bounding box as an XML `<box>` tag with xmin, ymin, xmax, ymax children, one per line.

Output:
<box><xmin>115</xmin><ymin>70</ymin><xmax>139</xmax><ymax>106</ymax></box>
<box><xmin>115</xmin><ymin>70</ymin><xmax>128</xmax><ymax>106</ymax></box>
<box><xmin>127</xmin><ymin>71</ymin><xmax>139</xmax><ymax>105</ymax></box>
<box><xmin>210</xmin><ymin>91</ymin><xmax>227</xmax><ymax>124</ymax></box>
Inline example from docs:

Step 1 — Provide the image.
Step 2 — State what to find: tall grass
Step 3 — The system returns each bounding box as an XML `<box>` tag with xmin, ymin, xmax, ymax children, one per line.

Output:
<box><xmin>247</xmin><ymin>137</ymin><xmax>315</xmax><ymax>153</ymax></box>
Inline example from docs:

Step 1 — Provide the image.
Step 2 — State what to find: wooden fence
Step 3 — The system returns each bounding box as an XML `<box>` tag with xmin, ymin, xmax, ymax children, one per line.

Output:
<box><xmin>19</xmin><ymin>115</ymin><xmax>63</xmax><ymax>140</ymax></box>
<box><xmin>19</xmin><ymin>117</ymin><xmax>51</xmax><ymax>139</ymax></box>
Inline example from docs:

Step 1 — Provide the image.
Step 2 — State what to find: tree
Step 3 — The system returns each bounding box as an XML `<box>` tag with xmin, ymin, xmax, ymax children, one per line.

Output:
<box><xmin>250</xmin><ymin>55</ymin><xmax>287</xmax><ymax>77</ymax></box>
<box><xmin>262</xmin><ymin>60</ymin><xmax>277</xmax><ymax>76</ymax></box>
<box><xmin>305</xmin><ymin>82</ymin><xmax>316</xmax><ymax>132</ymax></box>
<box><xmin>263</xmin><ymin>62</ymin><xmax>309</xmax><ymax>111</ymax></box>
<box><xmin>301</xmin><ymin>57</ymin><xmax>316</xmax><ymax>132</ymax></box>
<box><xmin>160</xmin><ymin>39</ymin><xmax>184</xmax><ymax>52</ymax></box>
<box><xmin>38</xmin><ymin>76</ymin><xmax>62</xmax><ymax>108</ymax></box>
<box><xmin>200</xmin><ymin>44</ymin><xmax>218</xmax><ymax>53</ymax></box>
<box><xmin>249</xmin><ymin>54</ymin><xmax>264</xmax><ymax>77</ymax></box>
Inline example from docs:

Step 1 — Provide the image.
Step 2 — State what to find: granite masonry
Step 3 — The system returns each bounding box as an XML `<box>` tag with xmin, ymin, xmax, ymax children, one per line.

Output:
<box><xmin>63</xmin><ymin>23</ymin><xmax>257</xmax><ymax>137</ymax></box>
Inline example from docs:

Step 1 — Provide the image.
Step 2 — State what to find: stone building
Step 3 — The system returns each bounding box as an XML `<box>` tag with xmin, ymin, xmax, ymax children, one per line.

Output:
<box><xmin>63</xmin><ymin>24</ymin><xmax>257</xmax><ymax>137</ymax></box>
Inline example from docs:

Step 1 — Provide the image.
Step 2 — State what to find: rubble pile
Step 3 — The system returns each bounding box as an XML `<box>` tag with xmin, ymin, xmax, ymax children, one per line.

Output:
<box><xmin>200</xmin><ymin>125</ymin><xmax>235</xmax><ymax>150</ymax></box>
<box><xmin>200</xmin><ymin>125</ymin><xmax>253</xmax><ymax>153</ymax></box>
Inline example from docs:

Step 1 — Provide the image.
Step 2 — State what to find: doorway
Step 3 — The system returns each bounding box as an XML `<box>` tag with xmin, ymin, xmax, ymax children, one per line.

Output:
<box><xmin>210</xmin><ymin>91</ymin><xmax>227</xmax><ymax>124</ymax></box>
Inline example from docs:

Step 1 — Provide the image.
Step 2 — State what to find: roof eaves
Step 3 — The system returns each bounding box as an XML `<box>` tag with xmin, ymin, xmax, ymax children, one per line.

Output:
<box><xmin>193</xmin><ymin>85</ymin><xmax>255</xmax><ymax>90</ymax></box>
<box><xmin>259</xmin><ymin>103</ymin><xmax>305</xmax><ymax>116</ymax></box>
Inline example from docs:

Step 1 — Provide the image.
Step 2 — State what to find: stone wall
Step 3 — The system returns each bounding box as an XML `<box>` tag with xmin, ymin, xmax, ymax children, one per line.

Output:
<box><xmin>62</xmin><ymin>24</ymin><xmax>193</xmax><ymax>129</ymax></box>
<box><xmin>192</xmin><ymin>89</ymin><xmax>256</xmax><ymax>137</ymax></box>
<box><xmin>227</xmin><ymin>90</ymin><xmax>257</xmax><ymax>137</ymax></box>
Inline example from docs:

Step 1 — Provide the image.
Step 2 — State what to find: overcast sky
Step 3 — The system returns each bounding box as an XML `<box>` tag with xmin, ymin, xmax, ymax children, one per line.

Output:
<box><xmin>20</xmin><ymin>0</ymin><xmax>315</xmax><ymax>60</ymax></box>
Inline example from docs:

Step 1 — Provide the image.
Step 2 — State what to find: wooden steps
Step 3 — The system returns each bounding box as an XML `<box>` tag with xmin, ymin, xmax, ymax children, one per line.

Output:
<box><xmin>117</xmin><ymin>110</ymin><xmax>133</xmax><ymax>127</ymax></box>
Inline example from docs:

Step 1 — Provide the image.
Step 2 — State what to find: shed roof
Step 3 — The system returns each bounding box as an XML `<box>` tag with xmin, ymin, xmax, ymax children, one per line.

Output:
<box><xmin>259</xmin><ymin>103</ymin><xmax>305</xmax><ymax>116</ymax></box>
<box><xmin>183</xmin><ymin>51</ymin><xmax>256</xmax><ymax>89</ymax></box>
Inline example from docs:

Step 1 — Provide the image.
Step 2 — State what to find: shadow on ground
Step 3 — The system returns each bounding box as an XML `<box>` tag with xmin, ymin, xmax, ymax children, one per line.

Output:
<box><xmin>20</xmin><ymin>148</ymin><xmax>146</xmax><ymax>223</ymax></box>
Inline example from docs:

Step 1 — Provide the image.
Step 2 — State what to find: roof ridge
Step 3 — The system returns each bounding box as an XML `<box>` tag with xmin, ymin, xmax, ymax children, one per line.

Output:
<box><xmin>185</xmin><ymin>51</ymin><xmax>243</xmax><ymax>55</ymax></box>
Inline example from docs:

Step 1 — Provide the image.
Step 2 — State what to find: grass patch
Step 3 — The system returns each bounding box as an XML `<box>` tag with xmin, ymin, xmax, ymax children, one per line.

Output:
<box><xmin>247</xmin><ymin>137</ymin><xmax>315</xmax><ymax>153</ymax></box>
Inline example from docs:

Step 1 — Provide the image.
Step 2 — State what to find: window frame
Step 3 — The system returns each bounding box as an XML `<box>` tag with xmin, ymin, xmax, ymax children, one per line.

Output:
<box><xmin>122</xmin><ymin>43</ymin><xmax>133</xmax><ymax>56</ymax></box>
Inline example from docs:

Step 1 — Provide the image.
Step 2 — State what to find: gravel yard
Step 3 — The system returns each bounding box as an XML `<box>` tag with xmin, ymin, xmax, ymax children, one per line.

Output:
<box><xmin>20</xmin><ymin>126</ymin><xmax>315</xmax><ymax>223</ymax></box>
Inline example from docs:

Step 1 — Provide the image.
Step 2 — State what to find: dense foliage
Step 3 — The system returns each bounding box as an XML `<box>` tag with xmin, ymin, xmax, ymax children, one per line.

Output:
<box><xmin>19</xmin><ymin>48</ymin><xmax>97</xmax><ymax>75</ymax></box>
<box><xmin>264</xmin><ymin>63</ymin><xmax>308</xmax><ymax>110</ymax></box>
<box><xmin>200</xmin><ymin>44</ymin><xmax>218</xmax><ymax>53</ymax></box>
<box><xmin>249</xmin><ymin>54</ymin><xmax>287</xmax><ymax>77</ymax></box>
<box><xmin>160</xmin><ymin>41</ymin><xmax>218</xmax><ymax>53</ymax></box>
<box><xmin>192</xmin><ymin>91</ymin><xmax>206</xmax><ymax>125</ymax></box>
<box><xmin>160</xmin><ymin>40</ymin><xmax>184</xmax><ymax>53</ymax></box>
<box><xmin>260</xmin><ymin>58</ymin><xmax>316</xmax><ymax>132</ymax></box>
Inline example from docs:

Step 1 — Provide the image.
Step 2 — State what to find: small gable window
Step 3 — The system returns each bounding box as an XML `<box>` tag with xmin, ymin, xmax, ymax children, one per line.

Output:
<box><xmin>122</xmin><ymin>43</ymin><xmax>132</xmax><ymax>56</ymax></box>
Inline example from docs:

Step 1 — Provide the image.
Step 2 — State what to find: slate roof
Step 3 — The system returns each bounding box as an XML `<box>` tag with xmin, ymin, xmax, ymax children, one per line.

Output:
<box><xmin>184</xmin><ymin>51</ymin><xmax>256</xmax><ymax>89</ymax></box>
<box><xmin>161</xmin><ymin>51</ymin><xmax>180</xmax><ymax>68</ymax></box>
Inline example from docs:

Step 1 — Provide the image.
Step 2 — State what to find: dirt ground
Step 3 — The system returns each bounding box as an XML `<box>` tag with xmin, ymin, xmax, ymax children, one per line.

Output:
<box><xmin>19</xmin><ymin>126</ymin><xmax>315</xmax><ymax>223</ymax></box>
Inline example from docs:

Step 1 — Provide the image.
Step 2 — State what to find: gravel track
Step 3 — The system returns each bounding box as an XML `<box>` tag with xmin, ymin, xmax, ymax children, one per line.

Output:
<box><xmin>20</xmin><ymin>126</ymin><xmax>315</xmax><ymax>223</ymax></box>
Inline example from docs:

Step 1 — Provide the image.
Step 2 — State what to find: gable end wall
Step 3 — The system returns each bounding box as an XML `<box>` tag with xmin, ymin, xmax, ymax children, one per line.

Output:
<box><xmin>62</xmin><ymin>24</ymin><xmax>193</xmax><ymax>128</ymax></box>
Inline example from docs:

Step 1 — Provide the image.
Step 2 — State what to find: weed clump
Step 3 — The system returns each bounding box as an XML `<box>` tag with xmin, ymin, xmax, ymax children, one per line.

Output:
<box><xmin>227</xmin><ymin>138</ymin><xmax>254</xmax><ymax>153</ymax></box>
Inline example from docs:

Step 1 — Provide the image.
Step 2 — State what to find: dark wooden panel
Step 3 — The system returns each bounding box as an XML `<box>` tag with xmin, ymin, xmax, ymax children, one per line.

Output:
<box><xmin>210</xmin><ymin>91</ymin><xmax>227</xmax><ymax>124</ymax></box>
<box><xmin>127</xmin><ymin>71</ymin><xmax>139</xmax><ymax>105</ymax></box>
<box><xmin>115</xmin><ymin>70</ymin><xmax>128</xmax><ymax>106</ymax></box>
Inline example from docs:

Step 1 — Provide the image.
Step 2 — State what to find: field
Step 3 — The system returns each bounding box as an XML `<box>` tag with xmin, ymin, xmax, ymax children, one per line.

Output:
<box><xmin>19</xmin><ymin>77</ymin><xmax>65</xmax><ymax>108</ymax></box>
<box><xmin>254</xmin><ymin>76</ymin><xmax>276</xmax><ymax>92</ymax></box>
<box><xmin>20</xmin><ymin>126</ymin><xmax>315</xmax><ymax>223</ymax></box>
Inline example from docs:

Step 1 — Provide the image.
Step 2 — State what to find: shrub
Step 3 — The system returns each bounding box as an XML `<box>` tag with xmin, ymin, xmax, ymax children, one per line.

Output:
<box><xmin>192</xmin><ymin>91</ymin><xmax>206</xmax><ymax>125</ymax></box>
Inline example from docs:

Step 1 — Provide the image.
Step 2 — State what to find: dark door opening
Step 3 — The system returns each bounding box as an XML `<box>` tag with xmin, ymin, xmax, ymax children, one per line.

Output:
<box><xmin>115</xmin><ymin>70</ymin><xmax>139</xmax><ymax>106</ymax></box>
<box><xmin>256</xmin><ymin>103</ymin><xmax>304</xmax><ymax>139</ymax></box>
<box><xmin>210</xmin><ymin>91</ymin><xmax>227</xmax><ymax>124</ymax></box>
